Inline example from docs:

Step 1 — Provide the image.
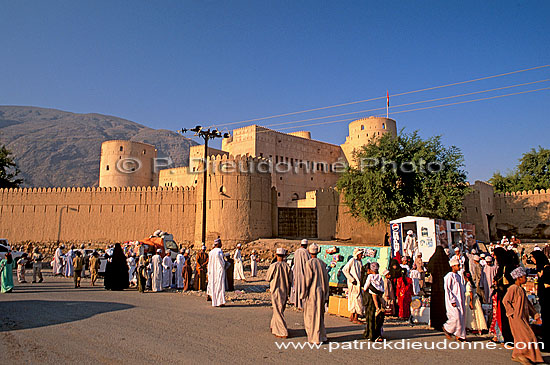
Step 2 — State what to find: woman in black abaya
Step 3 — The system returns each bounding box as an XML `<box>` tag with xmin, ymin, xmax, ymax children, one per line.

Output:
<box><xmin>427</xmin><ymin>245</ymin><xmax>450</xmax><ymax>331</ymax></box>
<box><xmin>104</xmin><ymin>243</ymin><xmax>129</xmax><ymax>291</ymax></box>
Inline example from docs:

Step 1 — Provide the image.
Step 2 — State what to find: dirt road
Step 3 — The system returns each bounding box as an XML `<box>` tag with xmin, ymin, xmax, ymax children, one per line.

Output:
<box><xmin>0</xmin><ymin>272</ymin><xmax>546</xmax><ymax>364</ymax></box>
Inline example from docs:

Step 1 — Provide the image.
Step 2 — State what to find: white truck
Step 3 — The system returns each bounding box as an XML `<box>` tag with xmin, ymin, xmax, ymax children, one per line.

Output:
<box><xmin>0</xmin><ymin>238</ymin><xmax>26</xmax><ymax>261</ymax></box>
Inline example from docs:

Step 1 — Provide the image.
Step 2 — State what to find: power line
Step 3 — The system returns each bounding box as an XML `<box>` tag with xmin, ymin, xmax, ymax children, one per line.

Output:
<box><xmin>253</xmin><ymin>86</ymin><xmax>550</xmax><ymax>133</ymax></box>
<box><xmin>377</xmin><ymin>86</ymin><xmax>550</xmax><ymax>117</ymax></box>
<box><xmin>212</xmin><ymin>64</ymin><xmax>550</xmax><ymax>128</ymax></box>
<box><xmin>257</xmin><ymin>79</ymin><xmax>549</xmax><ymax>130</ymax></box>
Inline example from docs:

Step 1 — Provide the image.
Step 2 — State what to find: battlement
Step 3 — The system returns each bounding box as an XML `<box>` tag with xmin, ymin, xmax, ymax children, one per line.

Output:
<box><xmin>0</xmin><ymin>185</ymin><xmax>196</xmax><ymax>194</ymax></box>
<box><xmin>495</xmin><ymin>189</ymin><xmax>550</xmax><ymax>197</ymax></box>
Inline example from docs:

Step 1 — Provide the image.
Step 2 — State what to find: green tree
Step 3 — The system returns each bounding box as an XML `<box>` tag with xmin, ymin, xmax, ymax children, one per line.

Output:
<box><xmin>0</xmin><ymin>144</ymin><xmax>23</xmax><ymax>188</ymax></box>
<box><xmin>337</xmin><ymin>130</ymin><xmax>469</xmax><ymax>224</ymax></box>
<box><xmin>489</xmin><ymin>146</ymin><xmax>550</xmax><ymax>193</ymax></box>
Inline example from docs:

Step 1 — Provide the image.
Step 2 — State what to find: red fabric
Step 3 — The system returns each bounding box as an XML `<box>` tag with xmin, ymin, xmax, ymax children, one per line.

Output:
<box><xmin>397</xmin><ymin>277</ymin><xmax>413</xmax><ymax>318</ymax></box>
<box><xmin>394</xmin><ymin>251</ymin><xmax>402</xmax><ymax>264</ymax></box>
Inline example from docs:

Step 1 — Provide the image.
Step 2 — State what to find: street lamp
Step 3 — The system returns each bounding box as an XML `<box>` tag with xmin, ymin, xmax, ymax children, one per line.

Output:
<box><xmin>179</xmin><ymin>126</ymin><xmax>230</xmax><ymax>244</ymax></box>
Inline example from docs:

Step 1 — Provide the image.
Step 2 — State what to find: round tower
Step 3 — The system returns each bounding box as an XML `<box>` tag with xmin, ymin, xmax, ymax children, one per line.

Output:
<box><xmin>341</xmin><ymin>117</ymin><xmax>397</xmax><ymax>166</ymax></box>
<box><xmin>99</xmin><ymin>140</ymin><xmax>158</xmax><ymax>187</ymax></box>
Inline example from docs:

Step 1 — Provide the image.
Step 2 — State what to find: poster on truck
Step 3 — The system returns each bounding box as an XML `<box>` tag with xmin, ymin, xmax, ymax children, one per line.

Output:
<box><xmin>390</xmin><ymin>222</ymin><xmax>403</xmax><ymax>257</ymax></box>
<box><xmin>417</xmin><ymin>219</ymin><xmax>436</xmax><ymax>260</ymax></box>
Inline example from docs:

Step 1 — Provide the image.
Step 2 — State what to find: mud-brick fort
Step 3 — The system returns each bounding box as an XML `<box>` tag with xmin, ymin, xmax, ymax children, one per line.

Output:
<box><xmin>1</xmin><ymin>117</ymin><xmax>549</xmax><ymax>246</ymax></box>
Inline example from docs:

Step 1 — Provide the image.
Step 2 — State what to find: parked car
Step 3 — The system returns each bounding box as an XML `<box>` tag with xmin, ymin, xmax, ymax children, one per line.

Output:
<box><xmin>0</xmin><ymin>239</ymin><xmax>26</xmax><ymax>261</ymax></box>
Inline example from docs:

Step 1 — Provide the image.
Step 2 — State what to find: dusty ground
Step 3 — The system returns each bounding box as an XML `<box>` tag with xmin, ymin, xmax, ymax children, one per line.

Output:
<box><xmin>2</xmin><ymin>271</ymin><xmax>549</xmax><ymax>365</ymax></box>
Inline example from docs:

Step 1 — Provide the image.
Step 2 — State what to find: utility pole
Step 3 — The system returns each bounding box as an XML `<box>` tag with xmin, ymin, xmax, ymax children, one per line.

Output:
<box><xmin>179</xmin><ymin>126</ymin><xmax>229</xmax><ymax>244</ymax></box>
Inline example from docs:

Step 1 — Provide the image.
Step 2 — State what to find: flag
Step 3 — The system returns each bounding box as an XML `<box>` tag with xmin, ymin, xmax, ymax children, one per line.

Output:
<box><xmin>387</xmin><ymin>90</ymin><xmax>389</xmax><ymax>107</ymax></box>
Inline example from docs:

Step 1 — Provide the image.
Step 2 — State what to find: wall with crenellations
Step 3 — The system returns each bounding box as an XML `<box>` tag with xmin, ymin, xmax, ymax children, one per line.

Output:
<box><xmin>0</xmin><ymin>186</ymin><xmax>197</xmax><ymax>245</ymax></box>
<box><xmin>0</xmin><ymin>155</ymin><xmax>277</xmax><ymax>246</ymax></box>
<box><xmin>461</xmin><ymin>181</ymin><xmax>550</xmax><ymax>241</ymax></box>
<box><xmin>493</xmin><ymin>189</ymin><xmax>550</xmax><ymax>239</ymax></box>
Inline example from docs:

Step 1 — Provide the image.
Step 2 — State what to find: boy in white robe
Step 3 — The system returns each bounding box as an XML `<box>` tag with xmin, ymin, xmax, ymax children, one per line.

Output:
<box><xmin>443</xmin><ymin>256</ymin><xmax>467</xmax><ymax>341</ymax></box>
<box><xmin>175</xmin><ymin>250</ymin><xmax>185</xmax><ymax>289</ymax></box>
<box><xmin>162</xmin><ymin>250</ymin><xmax>173</xmax><ymax>289</ymax></box>
<box><xmin>250</xmin><ymin>250</ymin><xmax>258</xmax><ymax>277</ymax></box>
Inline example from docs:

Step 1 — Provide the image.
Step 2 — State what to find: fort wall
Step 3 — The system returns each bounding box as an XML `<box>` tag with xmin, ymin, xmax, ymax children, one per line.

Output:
<box><xmin>0</xmin><ymin>186</ymin><xmax>196</xmax><ymax>245</ymax></box>
<box><xmin>493</xmin><ymin>189</ymin><xmax>550</xmax><ymax>239</ymax></box>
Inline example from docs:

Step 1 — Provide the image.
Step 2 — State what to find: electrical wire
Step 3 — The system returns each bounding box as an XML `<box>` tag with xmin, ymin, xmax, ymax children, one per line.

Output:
<box><xmin>256</xmin><ymin>79</ymin><xmax>550</xmax><ymax>130</ymax></box>
<box><xmin>246</xmin><ymin>86</ymin><xmax>550</xmax><ymax>133</ymax></box>
<box><xmin>211</xmin><ymin>64</ymin><xmax>550</xmax><ymax>128</ymax></box>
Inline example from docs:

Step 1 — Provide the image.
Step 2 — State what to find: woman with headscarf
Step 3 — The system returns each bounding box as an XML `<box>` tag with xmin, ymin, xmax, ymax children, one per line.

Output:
<box><xmin>530</xmin><ymin>250</ymin><xmax>550</xmax><ymax>349</ymax></box>
<box><xmin>388</xmin><ymin>258</ymin><xmax>402</xmax><ymax>316</ymax></box>
<box><xmin>0</xmin><ymin>252</ymin><xmax>15</xmax><ymax>293</ymax></box>
<box><xmin>427</xmin><ymin>245</ymin><xmax>450</xmax><ymax>331</ymax></box>
<box><xmin>104</xmin><ymin>243</ymin><xmax>129</xmax><ymax>291</ymax></box>
<box><xmin>396</xmin><ymin>269</ymin><xmax>413</xmax><ymax>320</ymax></box>
<box><xmin>137</xmin><ymin>255</ymin><xmax>148</xmax><ymax>293</ymax></box>
<box><xmin>489</xmin><ymin>247</ymin><xmax>516</xmax><ymax>343</ymax></box>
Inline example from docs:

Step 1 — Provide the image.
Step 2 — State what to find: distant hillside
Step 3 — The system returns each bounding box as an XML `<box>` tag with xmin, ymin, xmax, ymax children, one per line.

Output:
<box><xmin>0</xmin><ymin>106</ymin><xmax>198</xmax><ymax>187</ymax></box>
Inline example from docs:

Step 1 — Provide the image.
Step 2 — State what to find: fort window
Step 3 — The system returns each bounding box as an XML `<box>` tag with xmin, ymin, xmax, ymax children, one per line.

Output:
<box><xmin>143</xmin><ymin>150</ymin><xmax>146</xmax><ymax>154</ymax></box>
<box><xmin>280</xmin><ymin>176</ymin><xmax>283</xmax><ymax>180</ymax></box>
<box><xmin>382</xmin><ymin>123</ymin><xmax>386</xmax><ymax>129</ymax></box>
<box><xmin>277</xmin><ymin>192</ymin><xmax>280</xmax><ymax>197</ymax></box>
<box><xmin>106</xmin><ymin>165</ymin><xmax>109</xmax><ymax>171</ymax></box>
<box><xmin>120</xmin><ymin>146</ymin><xmax>123</xmax><ymax>151</ymax></box>
<box><xmin>361</xmin><ymin>125</ymin><xmax>364</xmax><ymax>130</ymax></box>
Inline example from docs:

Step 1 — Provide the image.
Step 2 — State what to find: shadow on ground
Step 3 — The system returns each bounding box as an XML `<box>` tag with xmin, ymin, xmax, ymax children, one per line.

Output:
<box><xmin>0</xmin><ymin>300</ymin><xmax>134</xmax><ymax>332</ymax></box>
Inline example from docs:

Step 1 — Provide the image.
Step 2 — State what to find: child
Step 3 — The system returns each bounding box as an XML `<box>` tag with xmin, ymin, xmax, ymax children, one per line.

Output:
<box><xmin>502</xmin><ymin>267</ymin><xmax>543</xmax><ymax>364</ymax></box>
<box><xmin>250</xmin><ymin>250</ymin><xmax>258</xmax><ymax>277</ymax></box>
<box><xmin>16</xmin><ymin>253</ymin><xmax>29</xmax><ymax>283</ymax></box>
<box><xmin>364</xmin><ymin>262</ymin><xmax>385</xmax><ymax>316</ymax></box>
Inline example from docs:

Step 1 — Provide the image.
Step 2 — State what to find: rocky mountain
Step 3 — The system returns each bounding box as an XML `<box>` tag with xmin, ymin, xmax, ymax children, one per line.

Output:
<box><xmin>0</xmin><ymin>106</ymin><xmax>198</xmax><ymax>187</ymax></box>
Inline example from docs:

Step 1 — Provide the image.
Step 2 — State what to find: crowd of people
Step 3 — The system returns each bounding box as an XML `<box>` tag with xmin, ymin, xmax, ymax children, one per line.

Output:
<box><xmin>1</xmin><ymin>235</ymin><xmax>548</xmax><ymax>363</ymax></box>
<box><xmin>261</xmin><ymin>237</ymin><xmax>549</xmax><ymax>364</ymax></box>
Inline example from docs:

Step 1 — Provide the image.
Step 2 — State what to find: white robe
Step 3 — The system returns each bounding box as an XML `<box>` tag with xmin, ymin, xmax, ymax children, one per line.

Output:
<box><xmin>127</xmin><ymin>257</ymin><xmax>136</xmax><ymax>283</ymax></box>
<box><xmin>207</xmin><ymin>247</ymin><xmax>226</xmax><ymax>307</ymax></box>
<box><xmin>175</xmin><ymin>254</ymin><xmax>184</xmax><ymax>289</ymax></box>
<box><xmin>443</xmin><ymin>271</ymin><xmax>466</xmax><ymax>339</ymax></box>
<box><xmin>65</xmin><ymin>250</ymin><xmax>74</xmax><ymax>277</ymax></box>
<box><xmin>233</xmin><ymin>249</ymin><xmax>246</xmax><ymax>280</ymax></box>
<box><xmin>404</xmin><ymin>235</ymin><xmax>417</xmax><ymax>258</ymax></box>
<box><xmin>54</xmin><ymin>248</ymin><xmax>64</xmax><ymax>275</ymax></box>
<box><xmin>162</xmin><ymin>255</ymin><xmax>173</xmax><ymax>288</ymax></box>
<box><xmin>250</xmin><ymin>254</ymin><xmax>258</xmax><ymax>277</ymax></box>
<box><xmin>151</xmin><ymin>254</ymin><xmax>163</xmax><ymax>292</ymax></box>
<box><xmin>342</xmin><ymin>257</ymin><xmax>363</xmax><ymax>315</ymax></box>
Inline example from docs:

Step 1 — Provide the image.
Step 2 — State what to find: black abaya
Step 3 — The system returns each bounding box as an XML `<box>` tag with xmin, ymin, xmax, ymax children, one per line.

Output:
<box><xmin>427</xmin><ymin>246</ymin><xmax>450</xmax><ymax>331</ymax></box>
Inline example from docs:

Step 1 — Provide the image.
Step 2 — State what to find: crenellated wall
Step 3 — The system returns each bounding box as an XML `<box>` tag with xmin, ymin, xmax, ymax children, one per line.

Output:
<box><xmin>0</xmin><ymin>186</ymin><xmax>196</xmax><ymax>244</ymax></box>
<box><xmin>0</xmin><ymin>155</ymin><xmax>276</xmax><ymax>246</ymax></box>
<box><xmin>461</xmin><ymin>182</ymin><xmax>550</xmax><ymax>241</ymax></box>
<box><xmin>493</xmin><ymin>189</ymin><xmax>550</xmax><ymax>239</ymax></box>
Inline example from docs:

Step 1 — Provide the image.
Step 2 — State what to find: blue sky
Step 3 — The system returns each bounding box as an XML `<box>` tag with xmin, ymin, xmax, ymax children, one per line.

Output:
<box><xmin>1</xmin><ymin>0</ymin><xmax>549</xmax><ymax>182</ymax></box>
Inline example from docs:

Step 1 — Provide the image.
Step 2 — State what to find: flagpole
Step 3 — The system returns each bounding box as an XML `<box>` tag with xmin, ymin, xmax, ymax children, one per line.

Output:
<box><xmin>386</xmin><ymin>90</ymin><xmax>389</xmax><ymax>118</ymax></box>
